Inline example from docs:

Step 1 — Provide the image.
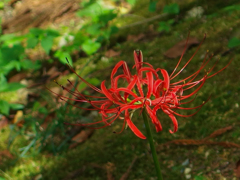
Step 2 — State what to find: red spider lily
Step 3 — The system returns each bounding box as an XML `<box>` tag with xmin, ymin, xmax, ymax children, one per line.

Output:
<box><xmin>49</xmin><ymin>35</ymin><xmax>231</xmax><ymax>139</ymax></box>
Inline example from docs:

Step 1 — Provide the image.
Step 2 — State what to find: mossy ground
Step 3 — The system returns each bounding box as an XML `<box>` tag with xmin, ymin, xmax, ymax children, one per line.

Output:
<box><xmin>1</xmin><ymin>0</ymin><xmax>240</xmax><ymax>180</ymax></box>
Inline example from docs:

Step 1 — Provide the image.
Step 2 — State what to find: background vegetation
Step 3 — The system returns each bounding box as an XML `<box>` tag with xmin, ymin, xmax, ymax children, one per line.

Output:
<box><xmin>0</xmin><ymin>0</ymin><xmax>240</xmax><ymax>179</ymax></box>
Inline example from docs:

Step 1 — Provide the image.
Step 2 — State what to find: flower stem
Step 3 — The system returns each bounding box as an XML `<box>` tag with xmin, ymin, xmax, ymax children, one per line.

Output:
<box><xmin>142</xmin><ymin>107</ymin><xmax>163</xmax><ymax>180</ymax></box>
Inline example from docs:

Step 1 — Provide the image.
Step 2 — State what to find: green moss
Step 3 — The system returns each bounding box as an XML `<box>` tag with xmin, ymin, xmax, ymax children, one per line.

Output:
<box><xmin>0</xmin><ymin>91</ymin><xmax>18</xmax><ymax>103</ymax></box>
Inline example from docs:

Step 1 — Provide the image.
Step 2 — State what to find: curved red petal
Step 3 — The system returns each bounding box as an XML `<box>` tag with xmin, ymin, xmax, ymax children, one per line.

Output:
<box><xmin>146</xmin><ymin>72</ymin><xmax>153</xmax><ymax>99</ymax></box>
<box><xmin>146</xmin><ymin>106</ymin><xmax>162</xmax><ymax>132</ymax></box>
<box><xmin>136</xmin><ymin>78</ymin><xmax>144</xmax><ymax>97</ymax></box>
<box><xmin>168</xmin><ymin>114</ymin><xmax>178</xmax><ymax>134</ymax></box>
<box><xmin>139</xmin><ymin>67</ymin><xmax>159</xmax><ymax>78</ymax></box>
<box><xmin>125</xmin><ymin>111</ymin><xmax>146</xmax><ymax>139</ymax></box>
<box><xmin>101</xmin><ymin>81</ymin><xmax>122</xmax><ymax>105</ymax></box>
<box><xmin>161</xmin><ymin>69</ymin><xmax>170</xmax><ymax>91</ymax></box>
<box><xmin>133</xmin><ymin>50</ymin><xmax>143</xmax><ymax>71</ymax></box>
<box><xmin>124</xmin><ymin>75</ymin><xmax>138</xmax><ymax>100</ymax></box>
<box><xmin>115</xmin><ymin>87</ymin><xmax>139</xmax><ymax>98</ymax></box>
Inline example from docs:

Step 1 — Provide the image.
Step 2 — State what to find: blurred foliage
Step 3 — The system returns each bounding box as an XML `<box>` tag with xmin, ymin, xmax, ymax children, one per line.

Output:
<box><xmin>0</xmin><ymin>0</ymin><xmax>120</xmax><ymax>115</ymax></box>
<box><xmin>8</xmin><ymin>101</ymin><xmax>73</xmax><ymax>157</ymax></box>
<box><xmin>0</xmin><ymin>0</ymin><xmax>131</xmax><ymax>156</ymax></box>
<box><xmin>228</xmin><ymin>37</ymin><xmax>240</xmax><ymax>48</ymax></box>
<box><xmin>157</xmin><ymin>3</ymin><xmax>179</xmax><ymax>33</ymax></box>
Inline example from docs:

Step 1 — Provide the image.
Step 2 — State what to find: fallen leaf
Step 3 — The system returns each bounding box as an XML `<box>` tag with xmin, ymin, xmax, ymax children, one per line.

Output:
<box><xmin>164</xmin><ymin>37</ymin><xmax>199</xmax><ymax>58</ymax></box>
<box><xmin>105</xmin><ymin>49</ymin><xmax>121</xmax><ymax>58</ymax></box>
<box><xmin>203</xmin><ymin>126</ymin><xmax>232</xmax><ymax>140</ymax></box>
<box><xmin>9</xmin><ymin>73</ymin><xmax>28</xmax><ymax>83</ymax></box>
<box><xmin>105</xmin><ymin>162</ymin><xmax>115</xmax><ymax>180</ymax></box>
<box><xmin>57</xmin><ymin>82</ymin><xmax>75</xmax><ymax>104</ymax></box>
<box><xmin>33</xmin><ymin>174</ymin><xmax>43</xmax><ymax>180</ymax></box>
<box><xmin>0</xmin><ymin>150</ymin><xmax>13</xmax><ymax>159</ymax></box>
<box><xmin>49</xmin><ymin>86</ymin><xmax>61</xmax><ymax>97</ymax></box>
<box><xmin>69</xmin><ymin>129</ymin><xmax>94</xmax><ymax>149</ymax></box>
<box><xmin>62</xmin><ymin>167</ymin><xmax>86</xmax><ymax>180</ymax></box>
<box><xmin>0</xmin><ymin>116</ymin><xmax>8</xmax><ymax>129</ymax></box>
<box><xmin>40</xmin><ymin>112</ymin><xmax>55</xmax><ymax>130</ymax></box>
<box><xmin>89</xmin><ymin>162</ymin><xmax>115</xmax><ymax>180</ymax></box>
<box><xmin>13</xmin><ymin>110</ymin><xmax>24</xmax><ymax>127</ymax></box>
<box><xmin>89</xmin><ymin>163</ymin><xmax>104</xmax><ymax>169</ymax></box>
<box><xmin>127</xmin><ymin>33</ymin><xmax>145</xmax><ymax>42</ymax></box>
<box><xmin>17</xmin><ymin>79</ymin><xmax>30</xmax><ymax>105</ymax></box>
<box><xmin>46</xmin><ymin>66</ymin><xmax>62</xmax><ymax>80</ymax></box>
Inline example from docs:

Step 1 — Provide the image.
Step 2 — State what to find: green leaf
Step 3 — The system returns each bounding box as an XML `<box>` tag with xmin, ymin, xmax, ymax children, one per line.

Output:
<box><xmin>77</xmin><ymin>2</ymin><xmax>101</xmax><ymax>18</ymax></box>
<box><xmin>96</xmin><ymin>35</ymin><xmax>106</xmax><ymax>43</ymax></box>
<box><xmin>27</xmin><ymin>37</ymin><xmax>39</xmax><ymax>48</ymax></box>
<box><xmin>0</xmin><ymin>2</ymin><xmax>4</xmax><ymax>9</ymax></box>
<box><xmin>163</xmin><ymin>3</ymin><xmax>179</xmax><ymax>14</ymax></box>
<box><xmin>228</xmin><ymin>37</ymin><xmax>240</xmax><ymax>48</ymax></box>
<box><xmin>45</xmin><ymin>29</ymin><xmax>60</xmax><ymax>37</ymax></box>
<box><xmin>0</xmin><ymin>76</ymin><xmax>7</xmax><ymax>84</ymax></box>
<box><xmin>1</xmin><ymin>60</ymin><xmax>22</xmax><ymax>73</ymax></box>
<box><xmin>222</xmin><ymin>4</ymin><xmax>240</xmax><ymax>12</ymax></box>
<box><xmin>88</xmin><ymin>78</ymin><xmax>100</xmax><ymax>86</ymax></box>
<box><xmin>149</xmin><ymin>1</ymin><xmax>157</xmax><ymax>12</ymax></box>
<box><xmin>39</xmin><ymin>107</ymin><xmax>48</xmax><ymax>114</ymax></box>
<box><xmin>48</xmin><ymin>59</ymin><xmax>54</xmax><ymax>63</ymax></box>
<box><xmin>100</xmin><ymin>30</ymin><xmax>111</xmax><ymax>40</ymax></box>
<box><xmin>54</xmin><ymin>50</ymin><xmax>73</xmax><ymax>66</ymax></box>
<box><xmin>168</xmin><ymin>19</ymin><xmax>175</xmax><ymax>24</ymax></box>
<box><xmin>85</xmin><ymin>24</ymin><xmax>102</xmax><ymax>35</ymax></box>
<box><xmin>110</xmin><ymin>25</ymin><xmax>119</xmax><ymax>35</ymax></box>
<box><xmin>81</xmin><ymin>0</ymin><xmax>95</xmax><ymax>8</ymax></box>
<box><xmin>9</xmin><ymin>103</ymin><xmax>24</xmax><ymax>110</ymax></box>
<box><xmin>78</xmin><ymin>78</ymin><xmax>100</xmax><ymax>92</ymax></box>
<box><xmin>41</xmin><ymin>36</ymin><xmax>54</xmax><ymax>54</ymax></box>
<box><xmin>82</xmin><ymin>39</ymin><xmax>101</xmax><ymax>55</ymax></box>
<box><xmin>0</xmin><ymin>33</ymin><xmax>16</xmax><ymax>42</ymax></box>
<box><xmin>194</xmin><ymin>175</ymin><xmax>205</xmax><ymax>180</ymax></box>
<box><xmin>14</xmin><ymin>61</ymin><xmax>21</xmax><ymax>71</ymax></box>
<box><xmin>0</xmin><ymin>82</ymin><xmax>25</xmax><ymax>92</ymax></box>
<box><xmin>73</xmin><ymin>32</ymin><xmax>87</xmax><ymax>46</ymax></box>
<box><xmin>1</xmin><ymin>44</ymin><xmax>24</xmax><ymax>61</ymax></box>
<box><xmin>127</xmin><ymin>0</ymin><xmax>136</xmax><ymax>6</ymax></box>
<box><xmin>157</xmin><ymin>21</ymin><xmax>171</xmax><ymax>32</ymax></box>
<box><xmin>20</xmin><ymin>59</ymin><xmax>41</xmax><ymax>70</ymax></box>
<box><xmin>0</xmin><ymin>100</ymin><xmax>10</xmax><ymax>115</ymax></box>
<box><xmin>0</xmin><ymin>34</ymin><xmax>26</xmax><ymax>46</ymax></box>
<box><xmin>78</xmin><ymin>82</ymin><xmax>87</xmax><ymax>91</ymax></box>
<box><xmin>98</xmin><ymin>10</ymin><xmax>117</xmax><ymax>25</ymax></box>
<box><xmin>30</xmin><ymin>28</ymin><xmax>45</xmax><ymax>36</ymax></box>
<box><xmin>33</xmin><ymin>102</ymin><xmax>41</xmax><ymax>111</ymax></box>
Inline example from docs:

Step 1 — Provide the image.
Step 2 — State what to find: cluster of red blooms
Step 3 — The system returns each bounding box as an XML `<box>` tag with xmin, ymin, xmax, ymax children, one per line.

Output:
<box><xmin>50</xmin><ymin>35</ymin><xmax>231</xmax><ymax>139</ymax></box>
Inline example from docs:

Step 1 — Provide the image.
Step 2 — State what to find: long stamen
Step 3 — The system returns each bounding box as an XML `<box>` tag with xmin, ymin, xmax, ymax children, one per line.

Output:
<box><xmin>170</xmin><ymin>34</ymin><xmax>206</xmax><ymax>80</ymax></box>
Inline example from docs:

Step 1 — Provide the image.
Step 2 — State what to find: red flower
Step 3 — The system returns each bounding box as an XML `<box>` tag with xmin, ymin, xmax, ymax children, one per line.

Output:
<box><xmin>49</xmin><ymin>35</ymin><xmax>231</xmax><ymax>139</ymax></box>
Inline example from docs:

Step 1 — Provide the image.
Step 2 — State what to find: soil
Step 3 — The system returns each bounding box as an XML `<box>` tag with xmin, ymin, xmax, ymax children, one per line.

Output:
<box><xmin>2</xmin><ymin>0</ymin><xmax>81</xmax><ymax>34</ymax></box>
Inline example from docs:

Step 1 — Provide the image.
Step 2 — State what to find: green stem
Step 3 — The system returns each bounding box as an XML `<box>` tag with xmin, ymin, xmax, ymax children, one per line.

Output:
<box><xmin>142</xmin><ymin>107</ymin><xmax>163</xmax><ymax>180</ymax></box>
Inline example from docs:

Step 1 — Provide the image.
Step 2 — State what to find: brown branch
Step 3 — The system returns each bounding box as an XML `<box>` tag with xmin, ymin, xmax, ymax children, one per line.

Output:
<box><xmin>160</xmin><ymin>126</ymin><xmax>239</xmax><ymax>148</ymax></box>
<box><xmin>120</xmin><ymin>156</ymin><xmax>138</xmax><ymax>180</ymax></box>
